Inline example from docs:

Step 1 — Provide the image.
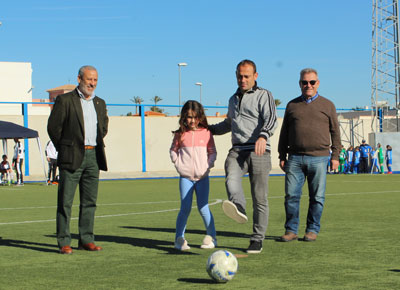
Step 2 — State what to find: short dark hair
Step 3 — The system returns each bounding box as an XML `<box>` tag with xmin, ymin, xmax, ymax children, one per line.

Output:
<box><xmin>236</xmin><ymin>59</ymin><xmax>257</xmax><ymax>73</ymax></box>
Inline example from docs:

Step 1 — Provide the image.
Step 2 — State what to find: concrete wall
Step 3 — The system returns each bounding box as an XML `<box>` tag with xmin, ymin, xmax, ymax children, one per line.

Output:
<box><xmin>0</xmin><ymin>62</ymin><xmax>50</xmax><ymax>116</ymax></box>
<box><xmin>0</xmin><ymin>62</ymin><xmax>32</xmax><ymax>115</ymax></box>
<box><xmin>369</xmin><ymin>132</ymin><xmax>400</xmax><ymax>171</ymax></box>
<box><xmin>0</xmin><ymin>114</ymin><xmax>378</xmax><ymax>179</ymax></box>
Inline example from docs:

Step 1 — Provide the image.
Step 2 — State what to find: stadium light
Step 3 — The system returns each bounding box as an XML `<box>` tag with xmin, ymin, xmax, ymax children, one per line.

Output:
<box><xmin>178</xmin><ymin>63</ymin><xmax>188</xmax><ymax>114</ymax></box>
<box><xmin>195</xmin><ymin>82</ymin><xmax>202</xmax><ymax>104</ymax></box>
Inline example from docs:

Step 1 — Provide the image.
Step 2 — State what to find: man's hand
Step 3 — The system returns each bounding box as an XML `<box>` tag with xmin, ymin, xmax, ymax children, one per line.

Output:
<box><xmin>255</xmin><ymin>137</ymin><xmax>267</xmax><ymax>156</ymax></box>
<box><xmin>331</xmin><ymin>159</ymin><xmax>339</xmax><ymax>171</ymax></box>
<box><xmin>279</xmin><ymin>160</ymin><xmax>286</xmax><ymax>172</ymax></box>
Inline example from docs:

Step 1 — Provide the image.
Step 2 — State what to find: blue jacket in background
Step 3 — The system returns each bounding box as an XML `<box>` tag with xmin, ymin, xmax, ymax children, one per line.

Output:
<box><xmin>360</xmin><ymin>144</ymin><xmax>372</xmax><ymax>158</ymax></box>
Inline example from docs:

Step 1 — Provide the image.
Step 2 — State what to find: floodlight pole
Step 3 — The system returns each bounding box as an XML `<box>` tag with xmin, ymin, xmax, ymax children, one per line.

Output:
<box><xmin>195</xmin><ymin>82</ymin><xmax>202</xmax><ymax>104</ymax></box>
<box><xmin>178</xmin><ymin>63</ymin><xmax>187</xmax><ymax>114</ymax></box>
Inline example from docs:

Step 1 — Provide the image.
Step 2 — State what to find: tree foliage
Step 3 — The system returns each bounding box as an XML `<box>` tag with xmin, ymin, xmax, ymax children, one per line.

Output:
<box><xmin>130</xmin><ymin>96</ymin><xmax>144</xmax><ymax>114</ymax></box>
<box><xmin>150</xmin><ymin>96</ymin><xmax>164</xmax><ymax>113</ymax></box>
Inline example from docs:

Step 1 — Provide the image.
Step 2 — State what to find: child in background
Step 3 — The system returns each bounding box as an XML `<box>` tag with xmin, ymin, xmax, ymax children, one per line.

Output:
<box><xmin>377</xmin><ymin>143</ymin><xmax>384</xmax><ymax>174</ymax></box>
<box><xmin>353</xmin><ymin>146</ymin><xmax>361</xmax><ymax>174</ymax></box>
<box><xmin>385</xmin><ymin>145</ymin><xmax>393</xmax><ymax>174</ymax></box>
<box><xmin>170</xmin><ymin>100</ymin><xmax>217</xmax><ymax>251</ymax></box>
<box><xmin>0</xmin><ymin>154</ymin><xmax>13</xmax><ymax>185</ymax></box>
<box><xmin>327</xmin><ymin>149</ymin><xmax>332</xmax><ymax>174</ymax></box>
<box><xmin>370</xmin><ymin>147</ymin><xmax>379</xmax><ymax>173</ymax></box>
<box><xmin>346</xmin><ymin>146</ymin><xmax>354</xmax><ymax>174</ymax></box>
<box><xmin>339</xmin><ymin>145</ymin><xmax>346</xmax><ymax>173</ymax></box>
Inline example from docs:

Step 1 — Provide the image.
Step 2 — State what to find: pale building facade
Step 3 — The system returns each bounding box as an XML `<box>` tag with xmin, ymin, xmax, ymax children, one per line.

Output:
<box><xmin>0</xmin><ymin>61</ymin><xmax>50</xmax><ymax>115</ymax></box>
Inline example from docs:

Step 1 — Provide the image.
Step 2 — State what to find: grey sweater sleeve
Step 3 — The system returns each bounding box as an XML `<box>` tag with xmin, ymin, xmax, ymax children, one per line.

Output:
<box><xmin>259</xmin><ymin>90</ymin><xmax>278</xmax><ymax>140</ymax></box>
<box><xmin>208</xmin><ymin>118</ymin><xmax>231</xmax><ymax>136</ymax></box>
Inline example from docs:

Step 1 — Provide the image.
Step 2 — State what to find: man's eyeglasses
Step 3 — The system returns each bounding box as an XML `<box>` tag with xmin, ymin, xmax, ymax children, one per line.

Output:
<box><xmin>300</xmin><ymin>80</ymin><xmax>317</xmax><ymax>86</ymax></box>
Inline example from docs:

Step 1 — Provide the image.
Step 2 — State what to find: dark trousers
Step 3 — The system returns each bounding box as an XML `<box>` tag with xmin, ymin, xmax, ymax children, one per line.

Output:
<box><xmin>360</xmin><ymin>157</ymin><xmax>369</xmax><ymax>173</ymax></box>
<box><xmin>13</xmin><ymin>158</ymin><xmax>23</xmax><ymax>183</ymax></box>
<box><xmin>56</xmin><ymin>149</ymin><xmax>99</xmax><ymax>248</ymax></box>
<box><xmin>48</xmin><ymin>158</ymin><xmax>57</xmax><ymax>182</ymax></box>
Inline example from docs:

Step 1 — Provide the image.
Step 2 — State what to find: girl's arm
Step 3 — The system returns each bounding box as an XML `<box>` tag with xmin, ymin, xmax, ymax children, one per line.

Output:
<box><xmin>169</xmin><ymin>132</ymin><xmax>180</xmax><ymax>163</ymax></box>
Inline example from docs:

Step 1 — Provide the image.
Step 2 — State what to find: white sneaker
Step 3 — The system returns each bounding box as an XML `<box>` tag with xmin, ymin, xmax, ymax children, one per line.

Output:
<box><xmin>174</xmin><ymin>237</ymin><xmax>190</xmax><ymax>251</ymax></box>
<box><xmin>200</xmin><ymin>235</ymin><xmax>217</xmax><ymax>249</ymax></box>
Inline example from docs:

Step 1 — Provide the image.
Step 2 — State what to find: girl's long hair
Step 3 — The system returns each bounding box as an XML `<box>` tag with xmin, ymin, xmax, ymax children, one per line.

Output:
<box><xmin>174</xmin><ymin>100</ymin><xmax>208</xmax><ymax>137</ymax></box>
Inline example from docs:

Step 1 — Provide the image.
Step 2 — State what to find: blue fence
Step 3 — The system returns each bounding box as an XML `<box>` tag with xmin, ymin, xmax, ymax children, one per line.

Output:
<box><xmin>0</xmin><ymin>101</ymin><xmax>368</xmax><ymax>176</ymax></box>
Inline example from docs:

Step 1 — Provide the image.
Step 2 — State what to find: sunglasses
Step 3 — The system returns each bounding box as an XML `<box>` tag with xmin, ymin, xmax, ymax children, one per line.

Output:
<box><xmin>300</xmin><ymin>80</ymin><xmax>317</xmax><ymax>86</ymax></box>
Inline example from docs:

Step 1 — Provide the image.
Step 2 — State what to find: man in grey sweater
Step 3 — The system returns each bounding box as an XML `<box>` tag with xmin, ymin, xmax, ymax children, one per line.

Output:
<box><xmin>278</xmin><ymin>68</ymin><xmax>341</xmax><ymax>243</ymax></box>
<box><xmin>209</xmin><ymin>59</ymin><xmax>278</xmax><ymax>254</ymax></box>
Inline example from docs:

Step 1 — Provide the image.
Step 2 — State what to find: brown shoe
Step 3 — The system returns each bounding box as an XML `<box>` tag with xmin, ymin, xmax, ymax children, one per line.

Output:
<box><xmin>280</xmin><ymin>232</ymin><xmax>298</xmax><ymax>242</ymax></box>
<box><xmin>60</xmin><ymin>245</ymin><xmax>73</xmax><ymax>254</ymax></box>
<box><xmin>78</xmin><ymin>242</ymin><xmax>102</xmax><ymax>251</ymax></box>
<box><xmin>304</xmin><ymin>232</ymin><xmax>317</xmax><ymax>242</ymax></box>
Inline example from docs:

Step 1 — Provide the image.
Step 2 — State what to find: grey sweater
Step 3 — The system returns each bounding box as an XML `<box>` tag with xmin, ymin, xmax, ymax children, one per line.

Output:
<box><xmin>209</xmin><ymin>86</ymin><xmax>278</xmax><ymax>152</ymax></box>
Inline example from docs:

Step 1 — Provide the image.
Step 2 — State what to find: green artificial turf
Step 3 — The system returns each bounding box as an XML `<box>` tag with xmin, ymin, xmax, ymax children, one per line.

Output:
<box><xmin>0</xmin><ymin>174</ymin><xmax>399</xmax><ymax>289</ymax></box>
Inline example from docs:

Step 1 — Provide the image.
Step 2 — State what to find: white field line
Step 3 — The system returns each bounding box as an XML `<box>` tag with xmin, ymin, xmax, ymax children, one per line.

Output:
<box><xmin>0</xmin><ymin>199</ymin><xmax>222</xmax><ymax>226</ymax></box>
<box><xmin>1</xmin><ymin>190</ymin><xmax>399</xmax><ymax>226</ymax></box>
<box><xmin>0</xmin><ymin>200</ymin><xmax>182</xmax><ymax>211</ymax></box>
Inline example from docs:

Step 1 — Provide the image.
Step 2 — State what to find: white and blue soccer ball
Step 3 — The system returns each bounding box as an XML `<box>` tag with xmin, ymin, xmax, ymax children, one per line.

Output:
<box><xmin>206</xmin><ymin>250</ymin><xmax>238</xmax><ymax>283</ymax></box>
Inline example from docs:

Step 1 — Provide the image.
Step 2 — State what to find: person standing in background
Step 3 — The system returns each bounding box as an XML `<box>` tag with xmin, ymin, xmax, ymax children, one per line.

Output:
<box><xmin>353</xmin><ymin>146</ymin><xmax>361</xmax><ymax>174</ymax></box>
<box><xmin>346</xmin><ymin>145</ymin><xmax>354</xmax><ymax>174</ymax></box>
<box><xmin>385</xmin><ymin>145</ymin><xmax>393</xmax><ymax>174</ymax></box>
<box><xmin>359</xmin><ymin>140</ymin><xmax>371</xmax><ymax>173</ymax></box>
<box><xmin>45</xmin><ymin>140</ymin><xmax>58</xmax><ymax>184</ymax></box>
<box><xmin>12</xmin><ymin>138</ymin><xmax>24</xmax><ymax>185</ymax></box>
<box><xmin>377</xmin><ymin>143</ymin><xmax>384</xmax><ymax>174</ymax></box>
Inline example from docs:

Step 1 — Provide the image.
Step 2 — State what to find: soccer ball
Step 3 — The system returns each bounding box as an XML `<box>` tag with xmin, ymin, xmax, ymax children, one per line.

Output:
<box><xmin>206</xmin><ymin>250</ymin><xmax>238</xmax><ymax>283</ymax></box>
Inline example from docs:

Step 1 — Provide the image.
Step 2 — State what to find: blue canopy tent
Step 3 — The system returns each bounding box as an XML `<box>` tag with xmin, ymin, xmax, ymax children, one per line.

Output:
<box><xmin>0</xmin><ymin>120</ymin><xmax>47</xmax><ymax>183</ymax></box>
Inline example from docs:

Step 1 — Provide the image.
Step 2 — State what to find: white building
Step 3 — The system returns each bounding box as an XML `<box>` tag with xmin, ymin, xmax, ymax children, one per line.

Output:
<box><xmin>0</xmin><ymin>61</ymin><xmax>50</xmax><ymax>115</ymax></box>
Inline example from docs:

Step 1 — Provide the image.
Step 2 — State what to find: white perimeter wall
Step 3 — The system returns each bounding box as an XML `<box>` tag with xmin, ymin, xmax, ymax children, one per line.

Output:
<box><xmin>0</xmin><ymin>114</ymin><xmax>378</xmax><ymax>178</ymax></box>
<box><xmin>369</xmin><ymin>132</ymin><xmax>400</xmax><ymax>171</ymax></box>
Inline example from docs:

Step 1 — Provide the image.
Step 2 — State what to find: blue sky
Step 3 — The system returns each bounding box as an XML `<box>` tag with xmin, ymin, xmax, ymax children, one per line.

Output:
<box><xmin>0</xmin><ymin>0</ymin><xmax>372</xmax><ymax>116</ymax></box>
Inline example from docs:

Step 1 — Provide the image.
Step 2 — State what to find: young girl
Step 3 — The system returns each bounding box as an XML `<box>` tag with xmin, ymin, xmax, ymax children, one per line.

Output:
<box><xmin>170</xmin><ymin>100</ymin><xmax>217</xmax><ymax>251</ymax></box>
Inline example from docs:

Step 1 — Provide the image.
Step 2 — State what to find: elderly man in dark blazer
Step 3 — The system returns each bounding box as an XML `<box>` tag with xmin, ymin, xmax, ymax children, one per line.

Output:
<box><xmin>48</xmin><ymin>65</ymin><xmax>108</xmax><ymax>254</ymax></box>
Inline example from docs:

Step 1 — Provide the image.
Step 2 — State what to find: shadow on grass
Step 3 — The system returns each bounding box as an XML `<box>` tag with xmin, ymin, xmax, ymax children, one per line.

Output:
<box><xmin>389</xmin><ymin>269</ymin><xmax>400</xmax><ymax>272</ymax></box>
<box><xmin>44</xmin><ymin>233</ymin><xmax>199</xmax><ymax>256</ymax></box>
<box><xmin>177</xmin><ymin>278</ymin><xmax>216</xmax><ymax>284</ymax></box>
<box><xmin>122</xmin><ymin>226</ymin><xmax>250</xmax><ymax>238</ymax></box>
<box><xmin>0</xmin><ymin>238</ymin><xmax>59</xmax><ymax>253</ymax></box>
<box><xmin>121</xmin><ymin>226</ymin><xmax>282</xmax><ymax>251</ymax></box>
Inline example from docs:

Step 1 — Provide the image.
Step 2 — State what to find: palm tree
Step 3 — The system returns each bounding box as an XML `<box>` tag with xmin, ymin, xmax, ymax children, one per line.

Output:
<box><xmin>130</xmin><ymin>96</ymin><xmax>144</xmax><ymax>115</ymax></box>
<box><xmin>150</xmin><ymin>96</ymin><xmax>163</xmax><ymax>113</ymax></box>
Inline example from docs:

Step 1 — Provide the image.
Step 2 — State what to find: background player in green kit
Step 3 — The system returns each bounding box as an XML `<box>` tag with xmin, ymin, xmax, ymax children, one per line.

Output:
<box><xmin>377</xmin><ymin>143</ymin><xmax>384</xmax><ymax>174</ymax></box>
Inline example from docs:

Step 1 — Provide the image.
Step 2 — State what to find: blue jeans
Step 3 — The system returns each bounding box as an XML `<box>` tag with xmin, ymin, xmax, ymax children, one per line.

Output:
<box><xmin>175</xmin><ymin>176</ymin><xmax>216</xmax><ymax>240</ymax></box>
<box><xmin>284</xmin><ymin>155</ymin><xmax>330</xmax><ymax>235</ymax></box>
